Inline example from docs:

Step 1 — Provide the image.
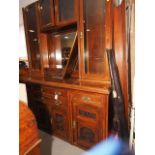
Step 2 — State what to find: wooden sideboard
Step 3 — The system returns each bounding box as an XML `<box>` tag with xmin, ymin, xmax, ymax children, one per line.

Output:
<box><xmin>20</xmin><ymin>0</ymin><xmax>129</xmax><ymax>150</ymax></box>
<box><xmin>20</xmin><ymin>78</ymin><xmax>110</xmax><ymax>149</ymax></box>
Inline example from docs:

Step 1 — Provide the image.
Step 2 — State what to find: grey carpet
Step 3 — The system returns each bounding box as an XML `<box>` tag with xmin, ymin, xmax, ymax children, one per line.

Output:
<box><xmin>39</xmin><ymin>130</ymin><xmax>85</xmax><ymax>155</ymax></box>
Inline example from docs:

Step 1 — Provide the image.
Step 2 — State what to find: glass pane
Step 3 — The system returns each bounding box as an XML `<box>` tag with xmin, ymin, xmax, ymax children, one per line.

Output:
<box><xmin>40</xmin><ymin>0</ymin><xmax>52</xmax><ymax>26</ymax></box>
<box><xmin>26</xmin><ymin>4</ymin><xmax>41</xmax><ymax>69</ymax></box>
<box><xmin>60</xmin><ymin>32</ymin><xmax>76</xmax><ymax>67</ymax></box>
<box><xmin>58</xmin><ymin>0</ymin><xmax>74</xmax><ymax>22</ymax></box>
<box><xmin>49</xmin><ymin>31</ymin><xmax>76</xmax><ymax>69</ymax></box>
<box><xmin>83</xmin><ymin>0</ymin><xmax>105</xmax><ymax>76</ymax></box>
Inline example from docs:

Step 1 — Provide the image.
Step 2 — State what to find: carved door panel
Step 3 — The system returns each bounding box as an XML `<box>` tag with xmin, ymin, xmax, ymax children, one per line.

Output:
<box><xmin>52</xmin><ymin>108</ymin><xmax>69</xmax><ymax>140</ymax></box>
<box><xmin>72</xmin><ymin>103</ymin><xmax>101</xmax><ymax>149</ymax></box>
<box><xmin>76</xmin><ymin>120</ymin><xmax>99</xmax><ymax>149</ymax></box>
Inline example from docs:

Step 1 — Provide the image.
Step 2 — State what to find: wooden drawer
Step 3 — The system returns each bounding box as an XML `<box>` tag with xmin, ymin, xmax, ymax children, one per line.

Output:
<box><xmin>71</xmin><ymin>92</ymin><xmax>103</xmax><ymax>107</ymax></box>
<box><xmin>42</xmin><ymin>86</ymin><xmax>67</xmax><ymax>97</ymax></box>
<box><xmin>42</xmin><ymin>96</ymin><xmax>68</xmax><ymax>109</ymax></box>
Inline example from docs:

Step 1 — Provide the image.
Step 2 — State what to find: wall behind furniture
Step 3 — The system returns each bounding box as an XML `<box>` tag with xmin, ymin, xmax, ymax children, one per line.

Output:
<box><xmin>19</xmin><ymin>83</ymin><xmax>27</xmax><ymax>103</ymax></box>
<box><xmin>19</xmin><ymin>24</ymin><xmax>28</xmax><ymax>103</ymax></box>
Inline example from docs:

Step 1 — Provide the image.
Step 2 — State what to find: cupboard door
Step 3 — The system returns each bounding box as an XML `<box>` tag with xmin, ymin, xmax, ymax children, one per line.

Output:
<box><xmin>80</xmin><ymin>0</ymin><xmax>106</xmax><ymax>80</ymax></box>
<box><xmin>52</xmin><ymin>108</ymin><xmax>69</xmax><ymax>140</ymax></box>
<box><xmin>39</xmin><ymin>0</ymin><xmax>55</xmax><ymax>29</ymax></box>
<box><xmin>76</xmin><ymin>120</ymin><xmax>99</xmax><ymax>149</ymax></box>
<box><xmin>23</xmin><ymin>3</ymin><xmax>41</xmax><ymax>70</ymax></box>
<box><xmin>71</xmin><ymin>91</ymin><xmax>108</xmax><ymax>149</ymax></box>
<box><xmin>55</xmin><ymin>0</ymin><xmax>78</xmax><ymax>25</ymax></box>
<box><xmin>73</xmin><ymin>104</ymin><xmax>100</xmax><ymax>149</ymax></box>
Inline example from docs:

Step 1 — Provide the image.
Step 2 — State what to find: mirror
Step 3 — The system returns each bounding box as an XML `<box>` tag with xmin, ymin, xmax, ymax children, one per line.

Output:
<box><xmin>45</xmin><ymin>31</ymin><xmax>77</xmax><ymax>80</ymax></box>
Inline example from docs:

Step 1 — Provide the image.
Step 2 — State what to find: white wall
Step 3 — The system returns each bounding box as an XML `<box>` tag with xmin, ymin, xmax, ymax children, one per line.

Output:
<box><xmin>19</xmin><ymin>84</ymin><xmax>28</xmax><ymax>103</ymax></box>
<box><xmin>19</xmin><ymin>24</ymin><xmax>28</xmax><ymax>104</ymax></box>
<box><xmin>19</xmin><ymin>24</ymin><xmax>27</xmax><ymax>58</ymax></box>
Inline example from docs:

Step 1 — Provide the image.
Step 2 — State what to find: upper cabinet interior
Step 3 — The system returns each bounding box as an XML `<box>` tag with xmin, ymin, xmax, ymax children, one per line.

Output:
<box><xmin>22</xmin><ymin>0</ymin><xmax>110</xmax><ymax>82</ymax></box>
<box><xmin>79</xmin><ymin>0</ymin><xmax>107</xmax><ymax>81</ymax></box>
<box><xmin>39</xmin><ymin>0</ymin><xmax>55</xmax><ymax>30</ymax></box>
<box><xmin>39</xmin><ymin>0</ymin><xmax>78</xmax><ymax>31</ymax></box>
<box><xmin>23</xmin><ymin>2</ymin><xmax>42</xmax><ymax>71</ymax></box>
<box><xmin>54</xmin><ymin>0</ymin><xmax>78</xmax><ymax>26</ymax></box>
<box><xmin>44</xmin><ymin>30</ymin><xmax>78</xmax><ymax>80</ymax></box>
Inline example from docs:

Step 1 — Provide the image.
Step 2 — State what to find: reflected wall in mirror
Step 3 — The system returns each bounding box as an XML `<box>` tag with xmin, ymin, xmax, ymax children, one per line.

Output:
<box><xmin>46</xmin><ymin>31</ymin><xmax>77</xmax><ymax>79</ymax></box>
<box><xmin>48</xmin><ymin>31</ymin><xmax>76</xmax><ymax>69</ymax></box>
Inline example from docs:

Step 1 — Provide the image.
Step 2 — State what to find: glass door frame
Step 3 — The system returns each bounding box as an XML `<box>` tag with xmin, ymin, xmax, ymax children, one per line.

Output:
<box><xmin>54</xmin><ymin>0</ymin><xmax>79</xmax><ymax>26</ymax></box>
<box><xmin>78</xmin><ymin>0</ymin><xmax>109</xmax><ymax>82</ymax></box>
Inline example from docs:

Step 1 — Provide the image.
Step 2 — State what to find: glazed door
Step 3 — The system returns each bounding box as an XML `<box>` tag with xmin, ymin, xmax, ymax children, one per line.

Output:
<box><xmin>54</xmin><ymin>0</ymin><xmax>78</xmax><ymax>26</ymax></box>
<box><xmin>79</xmin><ymin>0</ymin><xmax>106</xmax><ymax>81</ymax></box>
<box><xmin>23</xmin><ymin>3</ymin><xmax>41</xmax><ymax>70</ymax></box>
<box><xmin>39</xmin><ymin>0</ymin><xmax>55</xmax><ymax>30</ymax></box>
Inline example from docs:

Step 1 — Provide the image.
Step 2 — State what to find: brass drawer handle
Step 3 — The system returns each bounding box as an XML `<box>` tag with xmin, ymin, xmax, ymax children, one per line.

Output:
<box><xmin>81</xmin><ymin>96</ymin><xmax>91</xmax><ymax>102</ymax></box>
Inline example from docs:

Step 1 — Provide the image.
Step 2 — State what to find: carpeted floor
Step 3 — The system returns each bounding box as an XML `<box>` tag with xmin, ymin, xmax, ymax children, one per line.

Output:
<box><xmin>39</xmin><ymin>130</ymin><xmax>85</xmax><ymax>155</ymax></box>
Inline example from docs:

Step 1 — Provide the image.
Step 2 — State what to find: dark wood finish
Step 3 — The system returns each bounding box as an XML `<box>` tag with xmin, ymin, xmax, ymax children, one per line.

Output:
<box><xmin>70</xmin><ymin>91</ymin><xmax>109</xmax><ymax>149</ymax></box>
<box><xmin>63</xmin><ymin>33</ymin><xmax>78</xmax><ymax>78</ymax></box>
<box><xmin>19</xmin><ymin>101</ymin><xmax>41</xmax><ymax>155</ymax></box>
<box><xmin>21</xmin><ymin>0</ymin><xmax>130</xmax><ymax>150</ymax></box>
<box><xmin>39</xmin><ymin>0</ymin><xmax>55</xmax><ymax>30</ymax></box>
<box><xmin>52</xmin><ymin>107</ymin><xmax>69</xmax><ymax>140</ymax></box>
<box><xmin>20</xmin><ymin>77</ymin><xmax>110</xmax><ymax>94</ymax></box>
<box><xmin>22</xmin><ymin>2</ymin><xmax>49</xmax><ymax>79</ymax></box>
<box><xmin>54</xmin><ymin>0</ymin><xmax>78</xmax><ymax>26</ymax></box>
<box><xmin>41</xmin><ymin>85</ymin><xmax>70</xmax><ymax>141</ymax></box>
<box><xmin>23</xmin><ymin>2</ymin><xmax>42</xmax><ymax>78</ymax></box>
<box><xmin>113</xmin><ymin>0</ymin><xmax>129</xmax><ymax>121</ymax></box>
<box><xmin>26</xmin><ymin>84</ymin><xmax>52</xmax><ymax>134</ymax></box>
<box><xmin>79</xmin><ymin>0</ymin><xmax>109</xmax><ymax>82</ymax></box>
<box><xmin>19</xmin><ymin>68</ymin><xmax>29</xmax><ymax>78</ymax></box>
